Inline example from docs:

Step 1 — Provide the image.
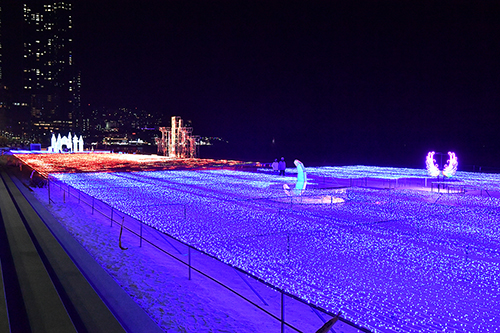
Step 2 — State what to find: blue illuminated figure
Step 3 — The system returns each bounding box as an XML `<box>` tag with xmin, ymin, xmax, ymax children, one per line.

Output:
<box><xmin>294</xmin><ymin>159</ymin><xmax>307</xmax><ymax>193</ymax></box>
<box><xmin>283</xmin><ymin>159</ymin><xmax>307</xmax><ymax>196</ymax></box>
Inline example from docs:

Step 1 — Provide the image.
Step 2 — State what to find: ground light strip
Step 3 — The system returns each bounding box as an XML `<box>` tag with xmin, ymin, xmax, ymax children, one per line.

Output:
<box><xmin>51</xmin><ymin>169</ymin><xmax>500</xmax><ymax>332</ymax></box>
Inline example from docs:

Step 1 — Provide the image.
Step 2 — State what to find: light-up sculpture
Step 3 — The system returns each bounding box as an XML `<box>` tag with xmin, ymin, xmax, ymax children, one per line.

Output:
<box><xmin>50</xmin><ymin>134</ymin><xmax>57</xmax><ymax>151</ymax></box>
<box><xmin>73</xmin><ymin>135</ymin><xmax>78</xmax><ymax>152</ymax></box>
<box><xmin>48</xmin><ymin>132</ymin><xmax>85</xmax><ymax>152</ymax></box>
<box><xmin>56</xmin><ymin>134</ymin><xmax>62</xmax><ymax>152</ymax></box>
<box><xmin>283</xmin><ymin>159</ymin><xmax>307</xmax><ymax>196</ymax></box>
<box><xmin>283</xmin><ymin>159</ymin><xmax>344</xmax><ymax>203</ymax></box>
<box><xmin>425</xmin><ymin>151</ymin><xmax>441</xmax><ymax>177</ymax></box>
<box><xmin>426</xmin><ymin>151</ymin><xmax>458</xmax><ymax>177</ymax></box>
<box><xmin>157</xmin><ymin>116</ymin><xmax>198</xmax><ymax>158</ymax></box>
<box><xmin>294</xmin><ymin>159</ymin><xmax>307</xmax><ymax>194</ymax></box>
<box><xmin>442</xmin><ymin>152</ymin><xmax>458</xmax><ymax>178</ymax></box>
<box><xmin>78</xmin><ymin>136</ymin><xmax>84</xmax><ymax>152</ymax></box>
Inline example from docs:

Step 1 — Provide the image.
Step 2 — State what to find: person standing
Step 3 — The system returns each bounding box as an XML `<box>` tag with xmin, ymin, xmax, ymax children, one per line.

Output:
<box><xmin>278</xmin><ymin>157</ymin><xmax>286</xmax><ymax>176</ymax></box>
<box><xmin>272</xmin><ymin>159</ymin><xmax>279</xmax><ymax>174</ymax></box>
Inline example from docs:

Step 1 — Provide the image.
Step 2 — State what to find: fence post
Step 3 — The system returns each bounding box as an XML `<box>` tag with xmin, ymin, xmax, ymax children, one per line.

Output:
<box><xmin>110</xmin><ymin>207</ymin><xmax>114</xmax><ymax>227</ymax></box>
<box><xmin>48</xmin><ymin>178</ymin><xmax>51</xmax><ymax>204</ymax></box>
<box><xmin>188</xmin><ymin>246</ymin><xmax>192</xmax><ymax>280</ymax></box>
<box><xmin>140</xmin><ymin>222</ymin><xmax>143</xmax><ymax>247</ymax></box>
<box><xmin>286</xmin><ymin>235</ymin><xmax>290</xmax><ymax>263</ymax></box>
<box><xmin>281</xmin><ymin>291</ymin><xmax>285</xmax><ymax>333</ymax></box>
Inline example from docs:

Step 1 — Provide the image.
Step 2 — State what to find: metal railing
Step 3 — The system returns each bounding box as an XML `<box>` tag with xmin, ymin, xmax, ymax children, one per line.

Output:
<box><xmin>46</xmin><ymin>176</ymin><xmax>369</xmax><ymax>333</ymax></box>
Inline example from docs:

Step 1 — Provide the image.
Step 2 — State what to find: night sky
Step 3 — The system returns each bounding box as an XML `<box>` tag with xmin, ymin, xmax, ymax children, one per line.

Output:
<box><xmin>25</xmin><ymin>1</ymin><xmax>500</xmax><ymax>166</ymax></box>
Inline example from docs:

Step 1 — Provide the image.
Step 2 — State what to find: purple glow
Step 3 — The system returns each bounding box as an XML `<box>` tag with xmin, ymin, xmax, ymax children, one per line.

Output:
<box><xmin>426</xmin><ymin>151</ymin><xmax>458</xmax><ymax>177</ymax></box>
<box><xmin>426</xmin><ymin>151</ymin><xmax>440</xmax><ymax>177</ymax></box>
<box><xmin>50</xmin><ymin>167</ymin><xmax>500</xmax><ymax>331</ymax></box>
<box><xmin>442</xmin><ymin>152</ymin><xmax>458</xmax><ymax>178</ymax></box>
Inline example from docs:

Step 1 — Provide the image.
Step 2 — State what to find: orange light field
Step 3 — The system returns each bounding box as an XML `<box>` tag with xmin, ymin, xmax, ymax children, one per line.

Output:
<box><xmin>14</xmin><ymin>153</ymin><xmax>253</xmax><ymax>177</ymax></box>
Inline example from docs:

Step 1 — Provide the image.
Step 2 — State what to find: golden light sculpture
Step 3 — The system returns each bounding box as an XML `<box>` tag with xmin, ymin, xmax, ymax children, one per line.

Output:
<box><xmin>157</xmin><ymin>116</ymin><xmax>198</xmax><ymax>158</ymax></box>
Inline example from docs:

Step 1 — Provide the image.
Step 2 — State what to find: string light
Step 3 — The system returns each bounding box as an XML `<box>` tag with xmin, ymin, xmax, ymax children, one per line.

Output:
<box><xmin>443</xmin><ymin>152</ymin><xmax>459</xmax><ymax>178</ymax></box>
<box><xmin>14</xmin><ymin>153</ymin><xmax>251</xmax><ymax>177</ymax></box>
<box><xmin>426</xmin><ymin>151</ymin><xmax>441</xmax><ymax>177</ymax></box>
<box><xmin>50</xmin><ymin>168</ymin><xmax>500</xmax><ymax>332</ymax></box>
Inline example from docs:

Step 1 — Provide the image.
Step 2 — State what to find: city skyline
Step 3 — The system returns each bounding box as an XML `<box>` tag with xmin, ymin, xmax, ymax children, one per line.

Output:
<box><xmin>1</xmin><ymin>0</ymin><xmax>81</xmax><ymax>140</ymax></box>
<box><xmin>23</xmin><ymin>1</ymin><xmax>81</xmax><ymax>134</ymax></box>
<box><xmin>2</xmin><ymin>1</ymin><xmax>500</xmax><ymax>168</ymax></box>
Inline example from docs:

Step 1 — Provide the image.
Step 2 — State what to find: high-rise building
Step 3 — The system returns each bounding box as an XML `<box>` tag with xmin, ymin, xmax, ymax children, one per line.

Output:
<box><xmin>0</xmin><ymin>5</ymin><xmax>7</xmax><ymax>132</ymax></box>
<box><xmin>0</xmin><ymin>5</ymin><xmax>3</xmax><ymax>84</ymax></box>
<box><xmin>22</xmin><ymin>1</ymin><xmax>80</xmax><ymax>137</ymax></box>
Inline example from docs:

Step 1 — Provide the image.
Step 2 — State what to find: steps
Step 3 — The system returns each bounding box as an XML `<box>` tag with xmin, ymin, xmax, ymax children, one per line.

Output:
<box><xmin>0</xmin><ymin>259</ymin><xmax>9</xmax><ymax>333</ymax></box>
<box><xmin>0</xmin><ymin>169</ymin><xmax>163</xmax><ymax>333</ymax></box>
<box><xmin>1</xmin><ymin>170</ymin><xmax>77</xmax><ymax>332</ymax></box>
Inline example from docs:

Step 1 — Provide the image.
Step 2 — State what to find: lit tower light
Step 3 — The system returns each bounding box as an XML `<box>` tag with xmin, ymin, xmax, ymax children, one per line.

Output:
<box><xmin>157</xmin><ymin>116</ymin><xmax>198</xmax><ymax>158</ymax></box>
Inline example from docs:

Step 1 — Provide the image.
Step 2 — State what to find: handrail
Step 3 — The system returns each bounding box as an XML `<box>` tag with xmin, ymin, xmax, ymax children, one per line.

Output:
<box><xmin>47</xmin><ymin>176</ymin><xmax>370</xmax><ymax>333</ymax></box>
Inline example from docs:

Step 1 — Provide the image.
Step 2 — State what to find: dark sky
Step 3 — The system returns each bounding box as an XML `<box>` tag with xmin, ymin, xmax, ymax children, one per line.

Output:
<box><xmin>72</xmin><ymin>1</ymin><xmax>500</xmax><ymax>166</ymax></box>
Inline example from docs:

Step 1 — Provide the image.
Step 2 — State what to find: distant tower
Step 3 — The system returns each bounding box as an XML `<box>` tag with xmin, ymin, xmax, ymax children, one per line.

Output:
<box><xmin>22</xmin><ymin>1</ymin><xmax>80</xmax><ymax>136</ymax></box>
<box><xmin>157</xmin><ymin>116</ymin><xmax>198</xmax><ymax>158</ymax></box>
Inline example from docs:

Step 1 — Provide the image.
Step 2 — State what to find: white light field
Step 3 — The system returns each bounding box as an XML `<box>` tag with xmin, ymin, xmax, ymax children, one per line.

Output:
<box><xmin>52</xmin><ymin>169</ymin><xmax>500</xmax><ymax>332</ymax></box>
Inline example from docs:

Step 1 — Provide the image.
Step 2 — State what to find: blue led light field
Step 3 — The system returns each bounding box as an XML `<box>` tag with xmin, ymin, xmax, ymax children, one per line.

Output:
<box><xmin>52</xmin><ymin>168</ymin><xmax>500</xmax><ymax>331</ymax></box>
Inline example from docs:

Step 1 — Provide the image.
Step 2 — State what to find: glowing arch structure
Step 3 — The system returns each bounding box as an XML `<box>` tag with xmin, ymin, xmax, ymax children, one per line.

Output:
<box><xmin>426</xmin><ymin>151</ymin><xmax>458</xmax><ymax>178</ymax></box>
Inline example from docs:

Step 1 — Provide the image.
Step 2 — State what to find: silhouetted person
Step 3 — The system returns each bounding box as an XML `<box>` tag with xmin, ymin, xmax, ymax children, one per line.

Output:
<box><xmin>278</xmin><ymin>157</ymin><xmax>286</xmax><ymax>176</ymax></box>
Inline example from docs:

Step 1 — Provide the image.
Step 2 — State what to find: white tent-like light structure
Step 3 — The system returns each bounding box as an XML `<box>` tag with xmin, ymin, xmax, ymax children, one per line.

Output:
<box><xmin>48</xmin><ymin>132</ymin><xmax>84</xmax><ymax>153</ymax></box>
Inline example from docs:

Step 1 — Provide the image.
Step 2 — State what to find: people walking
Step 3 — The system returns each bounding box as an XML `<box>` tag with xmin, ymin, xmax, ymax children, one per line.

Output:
<box><xmin>278</xmin><ymin>157</ymin><xmax>286</xmax><ymax>176</ymax></box>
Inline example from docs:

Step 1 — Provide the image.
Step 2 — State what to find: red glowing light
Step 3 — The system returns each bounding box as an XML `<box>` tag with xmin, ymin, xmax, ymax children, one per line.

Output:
<box><xmin>14</xmin><ymin>153</ymin><xmax>252</xmax><ymax>177</ymax></box>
